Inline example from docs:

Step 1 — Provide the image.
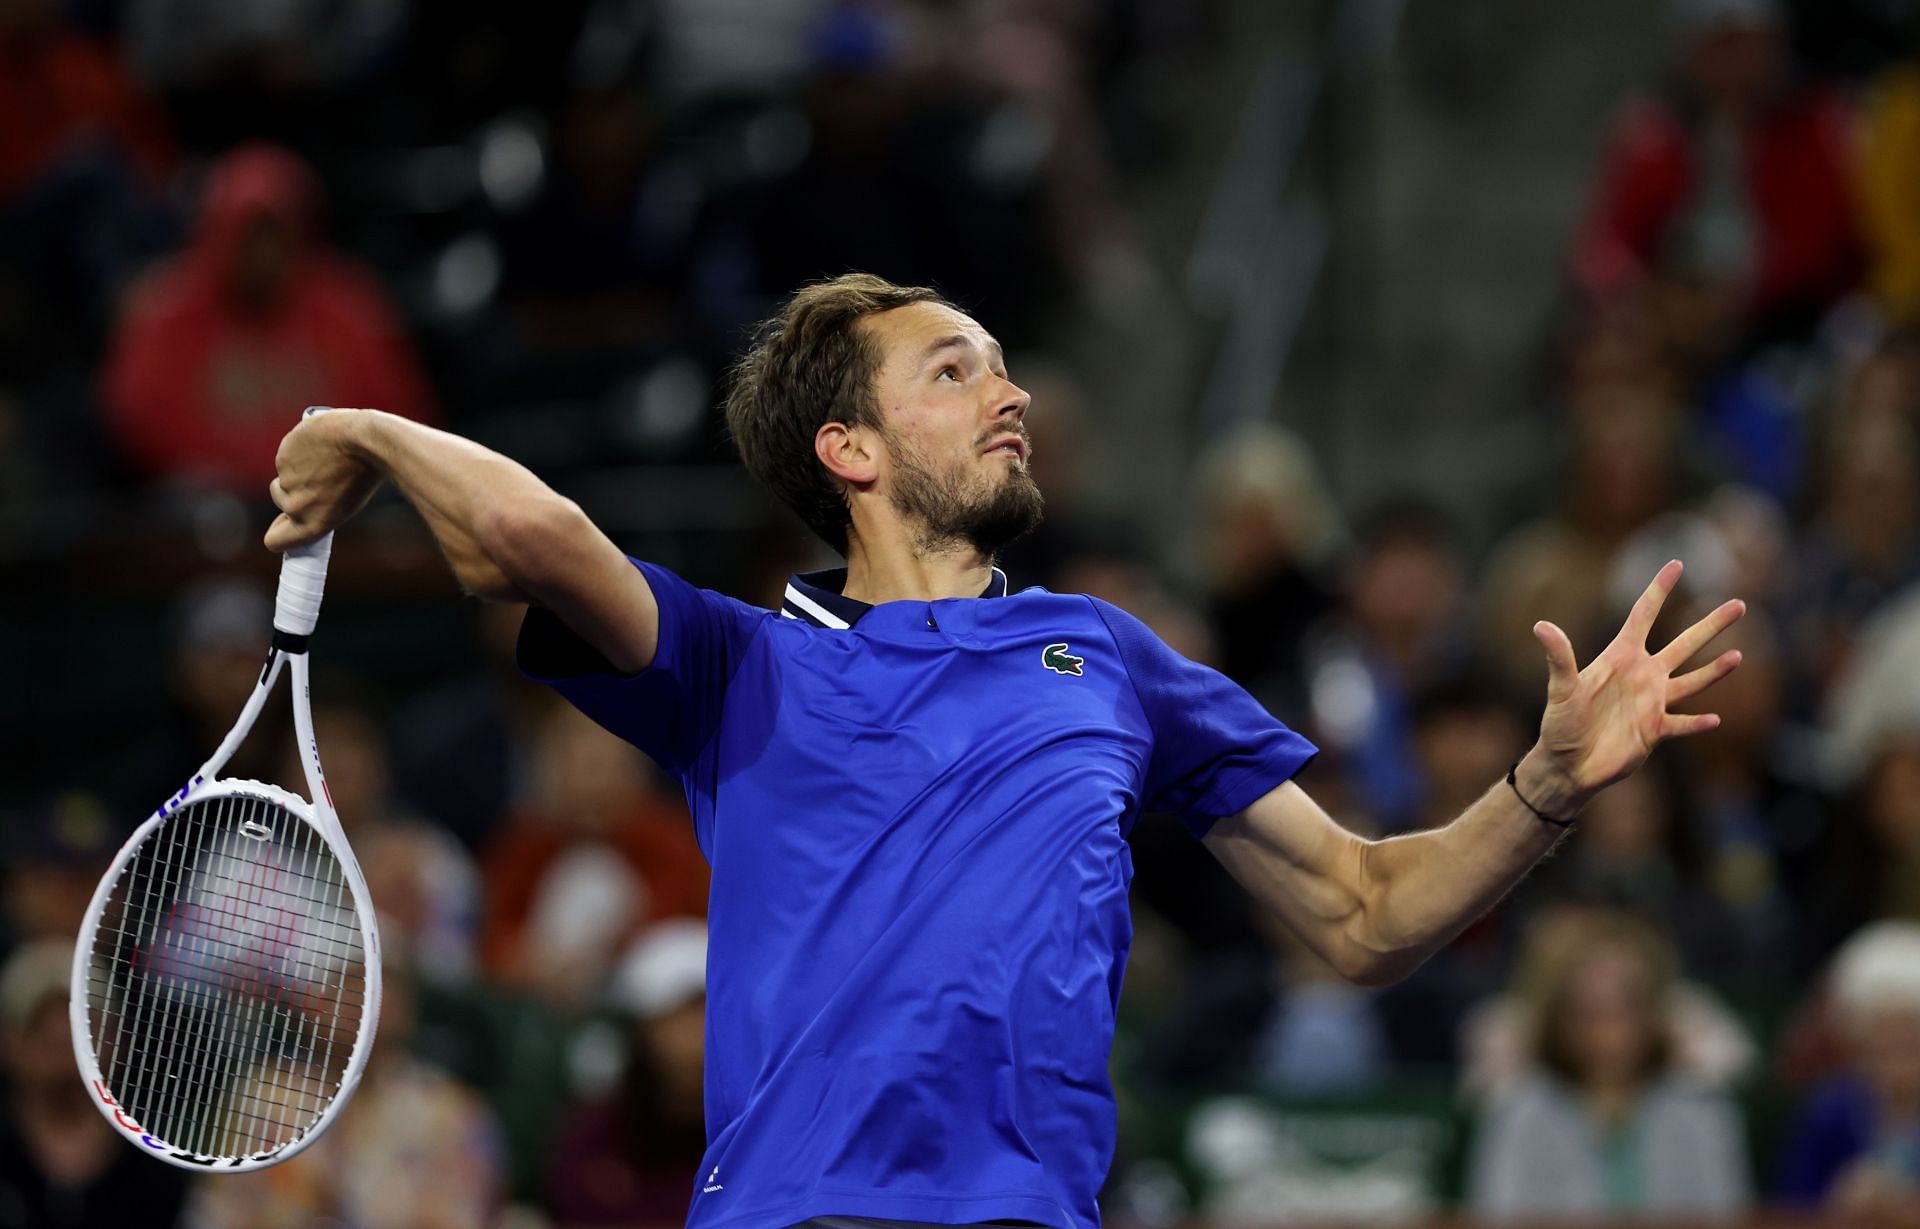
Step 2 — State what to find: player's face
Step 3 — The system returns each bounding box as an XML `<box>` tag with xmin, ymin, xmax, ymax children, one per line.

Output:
<box><xmin>862</xmin><ymin>302</ymin><xmax>1043</xmax><ymax>555</ymax></box>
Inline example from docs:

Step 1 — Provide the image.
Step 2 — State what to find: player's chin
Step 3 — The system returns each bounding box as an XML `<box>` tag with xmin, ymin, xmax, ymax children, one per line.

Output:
<box><xmin>988</xmin><ymin>456</ymin><xmax>1033</xmax><ymax>484</ymax></box>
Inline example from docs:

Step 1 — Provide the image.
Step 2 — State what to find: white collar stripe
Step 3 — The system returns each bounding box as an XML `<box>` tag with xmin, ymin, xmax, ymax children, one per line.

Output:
<box><xmin>783</xmin><ymin>584</ymin><xmax>852</xmax><ymax>629</ymax></box>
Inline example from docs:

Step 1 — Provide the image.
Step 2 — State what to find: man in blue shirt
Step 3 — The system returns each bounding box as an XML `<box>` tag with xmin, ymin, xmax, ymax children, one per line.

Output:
<box><xmin>265</xmin><ymin>273</ymin><xmax>1746</xmax><ymax>1229</ymax></box>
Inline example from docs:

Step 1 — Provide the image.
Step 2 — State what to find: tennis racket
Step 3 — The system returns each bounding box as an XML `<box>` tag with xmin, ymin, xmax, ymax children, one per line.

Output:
<box><xmin>70</xmin><ymin>408</ymin><xmax>382</xmax><ymax>1172</ymax></box>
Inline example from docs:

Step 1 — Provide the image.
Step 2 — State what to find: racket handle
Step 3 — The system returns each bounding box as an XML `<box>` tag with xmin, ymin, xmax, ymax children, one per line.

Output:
<box><xmin>276</xmin><ymin>532</ymin><xmax>333</xmax><ymax>638</ymax></box>
<box><xmin>274</xmin><ymin>406</ymin><xmax>336</xmax><ymax>640</ymax></box>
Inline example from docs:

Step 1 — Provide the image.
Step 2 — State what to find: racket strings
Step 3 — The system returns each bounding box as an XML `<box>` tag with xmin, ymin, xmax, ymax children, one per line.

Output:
<box><xmin>108</xmin><ymin>798</ymin><xmax>359</xmax><ymax>1156</ymax></box>
<box><xmin>84</xmin><ymin>794</ymin><xmax>369</xmax><ymax>1159</ymax></box>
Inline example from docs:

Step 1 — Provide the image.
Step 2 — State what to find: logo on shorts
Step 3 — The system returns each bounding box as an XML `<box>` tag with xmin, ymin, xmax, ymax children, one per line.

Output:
<box><xmin>1042</xmin><ymin>643</ymin><xmax>1084</xmax><ymax>676</ymax></box>
<box><xmin>703</xmin><ymin>1165</ymin><xmax>724</xmax><ymax>1193</ymax></box>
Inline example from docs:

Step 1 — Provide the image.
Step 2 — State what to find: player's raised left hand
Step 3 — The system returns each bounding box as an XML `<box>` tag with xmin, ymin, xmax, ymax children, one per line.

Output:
<box><xmin>1528</xmin><ymin>559</ymin><xmax>1745</xmax><ymax>806</ymax></box>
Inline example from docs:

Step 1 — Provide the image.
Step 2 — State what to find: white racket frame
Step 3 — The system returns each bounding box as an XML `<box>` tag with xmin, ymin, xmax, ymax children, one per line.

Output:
<box><xmin>69</xmin><ymin>412</ymin><xmax>383</xmax><ymax>1173</ymax></box>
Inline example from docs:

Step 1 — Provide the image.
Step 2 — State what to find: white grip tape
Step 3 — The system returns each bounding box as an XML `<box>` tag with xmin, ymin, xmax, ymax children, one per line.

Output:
<box><xmin>275</xmin><ymin>532</ymin><xmax>333</xmax><ymax>637</ymax></box>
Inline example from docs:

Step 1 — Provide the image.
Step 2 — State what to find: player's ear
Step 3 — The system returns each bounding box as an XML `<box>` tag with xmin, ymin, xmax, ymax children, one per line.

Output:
<box><xmin>816</xmin><ymin>421</ymin><xmax>880</xmax><ymax>488</ymax></box>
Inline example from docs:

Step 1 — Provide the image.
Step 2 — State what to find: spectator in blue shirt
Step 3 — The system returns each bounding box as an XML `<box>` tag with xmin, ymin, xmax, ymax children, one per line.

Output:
<box><xmin>261</xmin><ymin>272</ymin><xmax>1748</xmax><ymax>1229</ymax></box>
<box><xmin>1779</xmin><ymin>922</ymin><xmax>1920</xmax><ymax>1221</ymax></box>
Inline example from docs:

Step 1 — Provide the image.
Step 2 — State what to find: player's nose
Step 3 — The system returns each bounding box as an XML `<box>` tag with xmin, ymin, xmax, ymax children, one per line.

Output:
<box><xmin>991</xmin><ymin>376</ymin><xmax>1030</xmax><ymax>423</ymax></box>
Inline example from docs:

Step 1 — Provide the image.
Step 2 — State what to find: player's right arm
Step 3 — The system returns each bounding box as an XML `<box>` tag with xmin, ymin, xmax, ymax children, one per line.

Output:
<box><xmin>264</xmin><ymin>408</ymin><xmax>660</xmax><ymax>673</ymax></box>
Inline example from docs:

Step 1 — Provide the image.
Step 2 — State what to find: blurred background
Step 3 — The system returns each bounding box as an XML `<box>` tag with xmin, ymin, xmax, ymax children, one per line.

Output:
<box><xmin>5</xmin><ymin>0</ymin><xmax>1920</xmax><ymax>1225</ymax></box>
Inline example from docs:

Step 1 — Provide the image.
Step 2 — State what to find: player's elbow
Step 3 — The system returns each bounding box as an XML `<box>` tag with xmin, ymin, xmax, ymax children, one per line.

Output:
<box><xmin>454</xmin><ymin>560</ymin><xmax>530</xmax><ymax>603</ymax></box>
<box><xmin>480</xmin><ymin>495</ymin><xmax>591</xmax><ymax>590</ymax></box>
<box><xmin>1333</xmin><ymin>846</ymin><xmax>1424</xmax><ymax>986</ymax></box>
<box><xmin>1291</xmin><ymin>911</ymin><xmax>1421</xmax><ymax>987</ymax></box>
<box><xmin>1334</xmin><ymin>942</ymin><xmax>1421</xmax><ymax>988</ymax></box>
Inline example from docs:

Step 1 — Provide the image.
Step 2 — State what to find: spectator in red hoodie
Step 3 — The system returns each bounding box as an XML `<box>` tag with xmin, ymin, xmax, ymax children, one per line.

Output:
<box><xmin>101</xmin><ymin>142</ymin><xmax>436</xmax><ymax>491</ymax></box>
<box><xmin>0</xmin><ymin>0</ymin><xmax>173</xmax><ymax>201</ymax></box>
<box><xmin>1571</xmin><ymin>0</ymin><xmax>1861</xmax><ymax>342</ymax></box>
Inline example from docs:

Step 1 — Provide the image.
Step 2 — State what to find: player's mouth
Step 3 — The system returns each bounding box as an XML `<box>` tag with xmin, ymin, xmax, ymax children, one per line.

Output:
<box><xmin>982</xmin><ymin>434</ymin><xmax>1029</xmax><ymax>462</ymax></box>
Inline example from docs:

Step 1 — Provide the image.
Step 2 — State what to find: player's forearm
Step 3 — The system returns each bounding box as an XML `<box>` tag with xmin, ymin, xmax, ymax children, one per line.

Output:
<box><xmin>342</xmin><ymin>411</ymin><xmax>581</xmax><ymax>601</ymax></box>
<box><xmin>1353</xmin><ymin>746</ymin><xmax>1585</xmax><ymax>981</ymax></box>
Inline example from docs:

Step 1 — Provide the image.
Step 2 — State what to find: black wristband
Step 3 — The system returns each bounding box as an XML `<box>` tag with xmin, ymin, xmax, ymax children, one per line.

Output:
<box><xmin>1507</xmin><ymin>762</ymin><xmax>1576</xmax><ymax>830</ymax></box>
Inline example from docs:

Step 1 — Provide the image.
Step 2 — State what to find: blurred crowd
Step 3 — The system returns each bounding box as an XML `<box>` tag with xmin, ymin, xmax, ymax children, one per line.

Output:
<box><xmin>5</xmin><ymin>0</ymin><xmax>1920</xmax><ymax>1227</ymax></box>
<box><xmin>0</xmin><ymin>0</ymin><xmax>1187</xmax><ymax>515</ymax></box>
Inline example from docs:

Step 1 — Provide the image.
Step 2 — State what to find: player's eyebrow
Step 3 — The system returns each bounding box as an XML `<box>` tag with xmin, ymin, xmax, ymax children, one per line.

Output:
<box><xmin>920</xmin><ymin>334</ymin><xmax>1006</xmax><ymax>370</ymax></box>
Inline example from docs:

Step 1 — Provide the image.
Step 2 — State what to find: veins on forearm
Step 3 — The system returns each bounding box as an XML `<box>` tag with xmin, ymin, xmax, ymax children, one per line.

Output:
<box><xmin>1359</xmin><ymin>782</ymin><xmax>1566</xmax><ymax>957</ymax></box>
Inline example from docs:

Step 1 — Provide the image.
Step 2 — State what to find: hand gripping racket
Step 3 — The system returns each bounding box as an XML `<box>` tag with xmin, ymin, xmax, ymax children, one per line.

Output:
<box><xmin>71</xmin><ymin>409</ymin><xmax>382</xmax><ymax>1171</ymax></box>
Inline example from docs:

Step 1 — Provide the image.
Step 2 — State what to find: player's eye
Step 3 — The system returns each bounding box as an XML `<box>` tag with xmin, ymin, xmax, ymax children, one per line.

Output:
<box><xmin>936</xmin><ymin>365</ymin><xmax>962</xmax><ymax>382</ymax></box>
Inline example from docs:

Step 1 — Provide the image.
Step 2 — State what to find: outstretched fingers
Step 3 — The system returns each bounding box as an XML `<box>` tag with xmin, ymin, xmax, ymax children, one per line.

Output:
<box><xmin>1623</xmin><ymin>560</ymin><xmax>1685</xmax><ymax>647</ymax></box>
<box><xmin>1657</xmin><ymin>598</ymin><xmax>1747</xmax><ymax>670</ymax></box>
<box><xmin>1661</xmin><ymin>711</ymin><xmax>1722</xmax><ymax>739</ymax></box>
<box><xmin>1668</xmin><ymin>649</ymin><xmax>1742</xmax><ymax>704</ymax></box>
<box><xmin>1534</xmin><ymin>620</ymin><xmax>1581</xmax><ymax>702</ymax></box>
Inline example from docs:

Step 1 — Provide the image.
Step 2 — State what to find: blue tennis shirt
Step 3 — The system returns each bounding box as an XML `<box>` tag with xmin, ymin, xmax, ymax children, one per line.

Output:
<box><xmin>519</xmin><ymin>562</ymin><xmax>1317</xmax><ymax>1229</ymax></box>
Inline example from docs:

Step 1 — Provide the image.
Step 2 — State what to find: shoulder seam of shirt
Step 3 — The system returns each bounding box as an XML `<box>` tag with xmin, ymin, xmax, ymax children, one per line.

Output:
<box><xmin>649</xmin><ymin>562</ymin><xmax>777</xmax><ymax>773</ymax></box>
<box><xmin>1084</xmin><ymin>594</ymin><xmax>1152</xmax><ymax>735</ymax></box>
<box><xmin>1089</xmin><ymin>594</ymin><xmax>1294</xmax><ymax>820</ymax></box>
<box><xmin>701</xmin><ymin>601</ymin><xmax>776</xmax><ymax>769</ymax></box>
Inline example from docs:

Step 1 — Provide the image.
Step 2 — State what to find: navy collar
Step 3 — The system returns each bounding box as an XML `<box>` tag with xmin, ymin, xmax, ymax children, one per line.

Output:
<box><xmin>781</xmin><ymin>567</ymin><xmax>1011</xmax><ymax>629</ymax></box>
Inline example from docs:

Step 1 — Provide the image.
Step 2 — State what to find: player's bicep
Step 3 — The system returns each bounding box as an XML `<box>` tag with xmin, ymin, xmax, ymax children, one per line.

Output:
<box><xmin>1202</xmin><ymin>781</ymin><xmax>1377</xmax><ymax>970</ymax></box>
<box><xmin>524</xmin><ymin>553</ymin><xmax>660</xmax><ymax>676</ymax></box>
<box><xmin>518</xmin><ymin>558</ymin><xmax>766</xmax><ymax>776</ymax></box>
<box><xmin>506</xmin><ymin>499</ymin><xmax>660</xmax><ymax>674</ymax></box>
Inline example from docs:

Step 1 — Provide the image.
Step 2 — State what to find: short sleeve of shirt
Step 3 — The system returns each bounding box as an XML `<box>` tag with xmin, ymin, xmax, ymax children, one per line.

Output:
<box><xmin>1090</xmin><ymin>597</ymin><xmax>1317</xmax><ymax>837</ymax></box>
<box><xmin>516</xmin><ymin>559</ymin><xmax>770</xmax><ymax>777</ymax></box>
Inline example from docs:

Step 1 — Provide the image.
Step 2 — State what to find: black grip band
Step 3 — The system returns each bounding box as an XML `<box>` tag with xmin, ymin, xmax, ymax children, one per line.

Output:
<box><xmin>271</xmin><ymin>628</ymin><xmax>311</xmax><ymax>654</ymax></box>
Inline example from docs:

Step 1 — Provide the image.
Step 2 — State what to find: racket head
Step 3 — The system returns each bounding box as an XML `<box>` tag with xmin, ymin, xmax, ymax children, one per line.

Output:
<box><xmin>69</xmin><ymin>777</ymin><xmax>383</xmax><ymax>1172</ymax></box>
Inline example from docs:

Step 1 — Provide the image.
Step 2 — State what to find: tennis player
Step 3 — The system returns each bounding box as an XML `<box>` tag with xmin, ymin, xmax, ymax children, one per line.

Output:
<box><xmin>265</xmin><ymin>274</ymin><xmax>1746</xmax><ymax>1229</ymax></box>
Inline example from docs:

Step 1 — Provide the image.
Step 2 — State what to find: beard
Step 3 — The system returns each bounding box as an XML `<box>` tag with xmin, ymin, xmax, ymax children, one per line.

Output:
<box><xmin>886</xmin><ymin>429</ymin><xmax>1045</xmax><ymax>558</ymax></box>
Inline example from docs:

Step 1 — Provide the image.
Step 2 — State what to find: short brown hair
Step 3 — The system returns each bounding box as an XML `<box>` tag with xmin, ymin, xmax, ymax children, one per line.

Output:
<box><xmin>1529</xmin><ymin>914</ymin><xmax>1677</xmax><ymax>1087</ymax></box>
<box><xmin>724</xmin><ymin>273</ymin><xmax>954</xmax><ymax>554</ymax></box>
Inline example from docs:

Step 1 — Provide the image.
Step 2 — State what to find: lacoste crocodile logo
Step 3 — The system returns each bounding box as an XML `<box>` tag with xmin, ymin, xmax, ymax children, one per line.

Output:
<box><xmin>1042</xmin><ymin>643</ymin><xmax>1085</xmax><ymax>676</ymax></box>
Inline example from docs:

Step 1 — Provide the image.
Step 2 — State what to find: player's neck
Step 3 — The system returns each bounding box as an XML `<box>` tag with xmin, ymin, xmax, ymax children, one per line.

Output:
<box><xmin>840</xmin><ymin>532</ymin><xmax>995</xmax><ymax>606</ymax></box>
